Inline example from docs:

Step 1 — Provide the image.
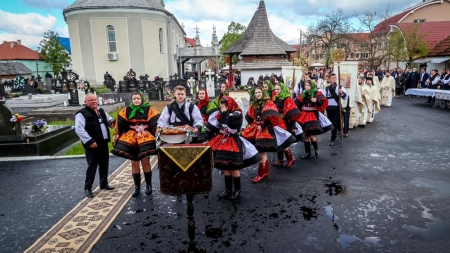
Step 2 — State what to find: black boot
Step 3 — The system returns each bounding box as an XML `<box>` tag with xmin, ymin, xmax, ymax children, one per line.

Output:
<box><xmin>132</xmin><ymin>173</ymin><xmax>141</xmax><ymax>197</ymax></box>
<box><xmin>218</xmin><ymin>175</ymin><xmax>232</xmax><ymax>199</ymax></box>
<box><xmin>229</xmin><ymin>176</ymin><xmax>241</xmax><ymax>200</ymax></box>
<box><xmin>311</xmin><ymin>141</ymin><xmax>320</xmax><ymax>158</ymax></box>
<box><xmin>300</xmin><ymin>142</ymin><xmax>311</xmax><ymax>159</ymax></box>
<box><xmin>144</xmin><ymin>171</ymin><xmax>152</xmax><ymax>195</ymax></box>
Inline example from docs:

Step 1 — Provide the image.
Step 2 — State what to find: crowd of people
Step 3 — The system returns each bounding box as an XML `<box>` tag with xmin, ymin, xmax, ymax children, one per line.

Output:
<box><xmin>75</xmin><ymin>66</ymin><xmax>407</xmax><ymax>200</ymax></box>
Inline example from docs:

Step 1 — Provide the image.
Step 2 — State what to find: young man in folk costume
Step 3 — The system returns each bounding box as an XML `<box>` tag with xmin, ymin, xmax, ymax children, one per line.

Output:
<box><xmin>380</xmin><ymin>72</ymin><xmax>396</xmax><ymax>107</ymax></box>
<box><xmin>157</xmin><ymin>85</ymin><xmax>203</xmax><ymax>138</ymax></box>
<box><xmin>295</xmin><ymin>81</ymin><xmax>330</xmax><ymax>159</ymax></box>
<box><xmin>241</xmin><ymin>86</ymin><xmax>296</xmax><ymax>183</ymax></box>
<box><xmin>272</xmin><ymin>82</ymin><xmax>303</xmax><ymax>168</ymax></box>
<box><xmin>324</xmin><ymin>73</ymin><xmax>348</xmax><ymax>146</ymax></box>
<box><xmin>355</xmin><ymin>76</ymin><xmax>371</xmax><ymax>128</ymax></box>
<box><xmin>206</xmin><ymin>96</ymin><xmax>261</xmax><ymax>199</ymax></box>
<box><xmin>112</xmin><ymin>91</ymin><xmax>160</xmax><ymax>197</ymax></box>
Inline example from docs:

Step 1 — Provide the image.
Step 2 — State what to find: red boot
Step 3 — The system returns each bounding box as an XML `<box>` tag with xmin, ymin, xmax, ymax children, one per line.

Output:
<box><xmin>273</xmin><ymin>151</ymin><xmax>284</xmax><ymax>166</ymax></box>
<box><xmin>252</xmin><ymin>160</ymin><xmax>269</xmax><ymax>183</ymax></box>
<box><xmin>283</xmin><ymin>149</ymin><xmax>295</xmax><ymax>168</ymax></box>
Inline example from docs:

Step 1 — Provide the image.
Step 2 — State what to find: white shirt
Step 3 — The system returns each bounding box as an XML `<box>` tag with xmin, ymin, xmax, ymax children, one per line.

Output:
<box><xmin>75</xmin><ymin>107</ymin><xmax>113</xmax><ymax>144</ymax></box>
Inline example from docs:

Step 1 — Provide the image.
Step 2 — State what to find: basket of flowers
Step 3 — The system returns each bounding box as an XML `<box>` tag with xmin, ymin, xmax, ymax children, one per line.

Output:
<box><xmin>32</xmin><ymin>119</ymin><xmax>47</xmax><ymax>131</ymax></box>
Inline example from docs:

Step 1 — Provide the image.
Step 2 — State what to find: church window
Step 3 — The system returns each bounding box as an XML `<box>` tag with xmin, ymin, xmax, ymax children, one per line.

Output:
<box><xmin>107</xmin><ymin>25</ymin><xmax>117</xmax><ymax>52</ymax></box>
<box><xmin>159</xmin><ymin>28</ymin><xmax>163</xmax><ymax>53</ymax></box>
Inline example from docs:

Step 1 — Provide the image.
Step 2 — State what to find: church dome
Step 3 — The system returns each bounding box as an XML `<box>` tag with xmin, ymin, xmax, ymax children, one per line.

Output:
<box><xmin>63</xmin><ymin>0</ymin><xmax>168</xmax><ymax>18</ymax></box>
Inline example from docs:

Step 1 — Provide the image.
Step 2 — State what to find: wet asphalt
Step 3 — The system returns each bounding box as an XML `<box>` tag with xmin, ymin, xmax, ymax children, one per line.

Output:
<box><xmin>1</xmin><ymin>96</ymin><xmax>450</xmax><ymax>253</ymax></box>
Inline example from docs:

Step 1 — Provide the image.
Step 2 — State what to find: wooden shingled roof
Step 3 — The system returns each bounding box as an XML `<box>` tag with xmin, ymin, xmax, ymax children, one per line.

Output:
<box><xmin>224</xmin><ymin>0</ymin><xmax>296</xmax><ymax>56</ymax></box>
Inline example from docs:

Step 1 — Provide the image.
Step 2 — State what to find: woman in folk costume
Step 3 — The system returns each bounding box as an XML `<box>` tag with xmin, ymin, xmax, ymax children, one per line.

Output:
<box><xmin>272</xmin><ymin>82</ymin><xmax>303</xmax><ymax>168</ymax></box>
<box><xmin>112</xmin><ymin>91</ymin><xmax>160</xmax><ymax>197</ymax></box>
<box><xmin>263</xmin><ymin>80</ymin><xmax>275</xmax><ymax>99</ymax></box>
<box><xmin>241</xmin><ymin>86</ymin><xmax>296</xmax><ymax>183</ymax></box>
<box><xmin>207</xmin><ymin>96</ymin><xmax>261</xmax><ymax>199</ymax></box>
<box><xmin>295</xmin><ymin>80</ymin><xmax>329</xmax><ymax>159</ymax></box>
<box><xmin>193</xmin><ymin>88</ymin><xmax>211</xmax><ymax>142</ymax></box>
<box><xmin>206</xmin><ymin>81</ymin><xmax>229</xmax><ymax>117</ymax></box>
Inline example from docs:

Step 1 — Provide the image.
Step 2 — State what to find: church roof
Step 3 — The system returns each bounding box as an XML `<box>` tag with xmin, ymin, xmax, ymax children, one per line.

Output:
<box><xmin>64</xmin><ymin>0</ymin><xmax>167</xmax><ymax>15</ymax></box>
<box><xmin>224</xmin><ymin>1</ymin><xmax>296</xmax><ymax>56</ymax></box>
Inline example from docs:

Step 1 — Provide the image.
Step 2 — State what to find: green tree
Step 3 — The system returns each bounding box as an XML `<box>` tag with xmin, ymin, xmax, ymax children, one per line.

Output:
<box><xmin>37</xmin><ymin>30</ymin><xmax>71</xmax><ymax>76</ymax></box>
<box><xmin>401</xmin><ymin>24</ymin><xmax>429</xmax><ymax>68</ymax></box>
<box><xmin>307</xmin><ymin>9</ymin><xmax>353</xmax><ymax>68</ymax></box>
<box><xmin>387</xmin><ymin>29</ymin><xmax>408</xmax><ymax>68</ymax></box>
<box><xmin>220</xmin><ymin>22</ymin><xmax>246</xmax><ymax>65</ymax></box>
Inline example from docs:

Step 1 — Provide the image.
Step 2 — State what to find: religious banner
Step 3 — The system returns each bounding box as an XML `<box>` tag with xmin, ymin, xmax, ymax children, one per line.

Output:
<box><xmin>228</xmin><ymin>91</ymin><xmax>250</xmax><ymax>128</ymax></box>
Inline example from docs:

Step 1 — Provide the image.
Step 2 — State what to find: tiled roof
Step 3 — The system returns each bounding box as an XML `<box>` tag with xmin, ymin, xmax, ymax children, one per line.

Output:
<box><xmin>64</xmin><ymin>0</ymin><xmax>167</xmax><ymax>15</ymax></box>
<box><xmin>0</xmin><ymin>62</ymin><xmax>33</xmax><ymax>76</ymax></box>
<box><xmin>395</xmin><ymin>21</ymin><xmax>450</xmax><ymax>50</ymax></box>
<box><xmin>0</xmin><ymin>41</ymin><xmax>41</xmax><ymax>60</ymax></box>
<box><xmin>185</xmin><ymin>37</ymin><xmax>196</xmax><ymax>47</ymax></box>
<box><xmin>428</xmin><ymin>35</ymin><xmax>450</xmax><ymax>57</ymax></box>
<box><xmin>373</xmin><ymin>0</ymin><xmax>446</xmax><ymax>35</ymax></box>
<box><xmin>224</xmin><ymin>1</ymin><xmax>296</xmax><ymax>56</ymax></box>
<box><xmin>373</xmin><ymin>10</ymin><xmax>410</xmax><ymax>34</ymax></box>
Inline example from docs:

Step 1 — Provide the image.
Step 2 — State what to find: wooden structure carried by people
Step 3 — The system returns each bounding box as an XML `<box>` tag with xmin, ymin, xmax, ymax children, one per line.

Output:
<box><xmin>331</xmin><ymin>48</ymin><xmax>346</xmax><ymax>141</ymax></box>
<box><xmin>158</xmin><ymin>129</ymin><xmax>212</xmax><ymax>253</ymax></box>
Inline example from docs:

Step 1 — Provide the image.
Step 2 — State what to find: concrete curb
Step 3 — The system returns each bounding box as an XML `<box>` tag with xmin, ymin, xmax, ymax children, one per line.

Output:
<box><xmin>0</xmin><ymin>153</ymin><xmax>116</xmax><ymax>162</ymax></box>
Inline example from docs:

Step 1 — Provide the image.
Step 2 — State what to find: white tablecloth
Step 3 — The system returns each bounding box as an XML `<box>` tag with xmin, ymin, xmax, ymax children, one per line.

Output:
<box><xmin>434</xmin><ymin>90</ymin><xmax>450</xmax><ymax>101</ymax></box>
<box><xmin>405</xmin><ymin>88</ymin><xmax>436</xmax><ymax>97</ymax></box>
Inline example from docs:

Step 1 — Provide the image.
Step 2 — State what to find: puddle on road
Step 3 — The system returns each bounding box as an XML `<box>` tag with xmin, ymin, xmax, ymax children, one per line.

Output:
<box><xmin>403</xmin><ymin>218</ymin><xmax>450</xmax><ymax>242</ymax></box>
<box><xmin>300</xmin><ymin>206</ymin><xmax>317</xmax><ymax>220</ymax></box>
<box><xmin>324</xmin><ymin>181</ymin><xmax>346</xmax><ymax>196</ymax></box>
<box><xmin>204</xmin><ymin>225</ymin><xmax>223</xmax><ymax>238</ymax></box>
<box><xmin>402</xmin><ymin>178</ymin><xmax>450</xmax><ymax>242</ymax></box>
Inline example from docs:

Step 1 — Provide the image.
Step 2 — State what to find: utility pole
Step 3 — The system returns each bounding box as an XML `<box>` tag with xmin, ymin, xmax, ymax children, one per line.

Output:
<box><xmin>298</xmin><ymin>29</ymin><xmax>302</xmax><ymax>66</ymax></box>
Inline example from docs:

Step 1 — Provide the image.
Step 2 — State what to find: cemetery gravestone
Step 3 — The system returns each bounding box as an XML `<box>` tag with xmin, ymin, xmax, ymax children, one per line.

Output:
<box><xmin>205</xmin><ymin>69</ymin><xmax>215</xmax><ymax>97</ymax></box>
<box><xmin>0</xmin><ymin>103</ymin><xmax>16</xmax><ymax>137</ymax></box>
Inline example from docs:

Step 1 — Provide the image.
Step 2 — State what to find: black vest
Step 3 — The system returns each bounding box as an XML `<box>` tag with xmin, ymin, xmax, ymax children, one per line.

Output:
<box><xmin>76</xmin><ymin>107</ymin><xmax>110</xmax><ymax>147</ymax></box>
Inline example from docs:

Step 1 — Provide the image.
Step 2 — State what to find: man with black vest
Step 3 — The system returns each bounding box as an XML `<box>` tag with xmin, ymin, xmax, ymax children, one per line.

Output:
<box><xmin>75</xmin><ymin>93</ymin><xmax>115</xmax><ymax>198</ymax></box>
<box><xmin>157</xmin><ymin>85</ymin><xmax>203</xmax><ymax>140</ymax></box>
<box><xmin>324</xmin><ymin>73</ymin><xmax>348</xmax><ymax>146</ymax></box>
<box><xmin>426</xmin><ymin>69</ymin><xmax>440</xmax><ymax>104</ymax></box>
<box><xmin>439</xmin><ymin>69</ymin><xmax>450</xmax><ymax>90</ymax></box>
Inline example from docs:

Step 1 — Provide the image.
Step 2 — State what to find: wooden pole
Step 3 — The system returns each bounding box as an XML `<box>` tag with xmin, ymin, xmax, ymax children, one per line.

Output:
<box><xmin>337</xmin><ymin>63</ymin><xmax>343</xmax><ymax>141</ymax></box>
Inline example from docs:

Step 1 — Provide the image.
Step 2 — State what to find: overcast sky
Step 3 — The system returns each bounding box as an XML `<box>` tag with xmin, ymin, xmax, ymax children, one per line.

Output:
<box><xmin>0</xmin><ymin>0</ymin><xmax>418</xmax><ymax>50</ymax></box>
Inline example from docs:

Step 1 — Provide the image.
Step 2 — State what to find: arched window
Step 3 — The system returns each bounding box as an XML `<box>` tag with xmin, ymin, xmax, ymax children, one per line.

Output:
<box><xmin>159</xmin><ymin>28</ymin><xmax>163</xmax><ymax>53</ymax></box>
<box><xmin>107</xmin><ymin>25</ymin><xmax>117</xmax><ymax>52</ymax></box>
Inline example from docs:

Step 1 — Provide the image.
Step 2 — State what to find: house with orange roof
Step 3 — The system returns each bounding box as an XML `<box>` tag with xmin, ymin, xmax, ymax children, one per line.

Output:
<box><xmin>0</xmin><ymin>40</ymin><xmax>53</xmax><ymax>79</ymax></box>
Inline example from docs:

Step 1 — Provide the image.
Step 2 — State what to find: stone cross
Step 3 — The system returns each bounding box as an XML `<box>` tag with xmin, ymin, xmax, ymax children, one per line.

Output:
<box><xmin>205</xmin><ymin>69</ymin><xmax>215</xmax><ymax>97</ymax></box>
<box><xmin>188</xmin><ymin>77</ymin><xmax>195</xmax><ymax>95</ymax></box>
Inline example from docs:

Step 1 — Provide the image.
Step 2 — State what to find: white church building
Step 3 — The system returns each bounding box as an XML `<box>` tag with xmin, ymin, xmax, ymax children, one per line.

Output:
<box><xmin>63</xmin><ymin>0</ymin><xmax>186</xmax><ymax>85</ymax></box>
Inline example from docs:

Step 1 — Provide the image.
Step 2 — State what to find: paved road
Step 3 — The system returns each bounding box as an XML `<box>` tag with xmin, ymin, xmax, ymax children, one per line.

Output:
<box><xmin>1</xmin><ymin>96</ymin><xmax>450</xmax><ymax>253</ymax></box>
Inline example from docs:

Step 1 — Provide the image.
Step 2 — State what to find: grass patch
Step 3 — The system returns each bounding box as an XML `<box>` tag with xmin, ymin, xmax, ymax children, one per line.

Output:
<box><xmin>62</xmin><ymin>109</ymin><xmax>121</xmax><ymax>156</ymax></box>
<box><xmin>48</xmin><ymin>120</ymin><xmax>75</xmax><ymax>126</ymax></box>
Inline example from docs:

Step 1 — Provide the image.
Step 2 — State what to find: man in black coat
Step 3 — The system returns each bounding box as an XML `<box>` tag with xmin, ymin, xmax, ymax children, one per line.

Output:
<box><xmin>75</xmin><ymin>93</ymin><xmax>115</xmax><ymax>198</ymax></box>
